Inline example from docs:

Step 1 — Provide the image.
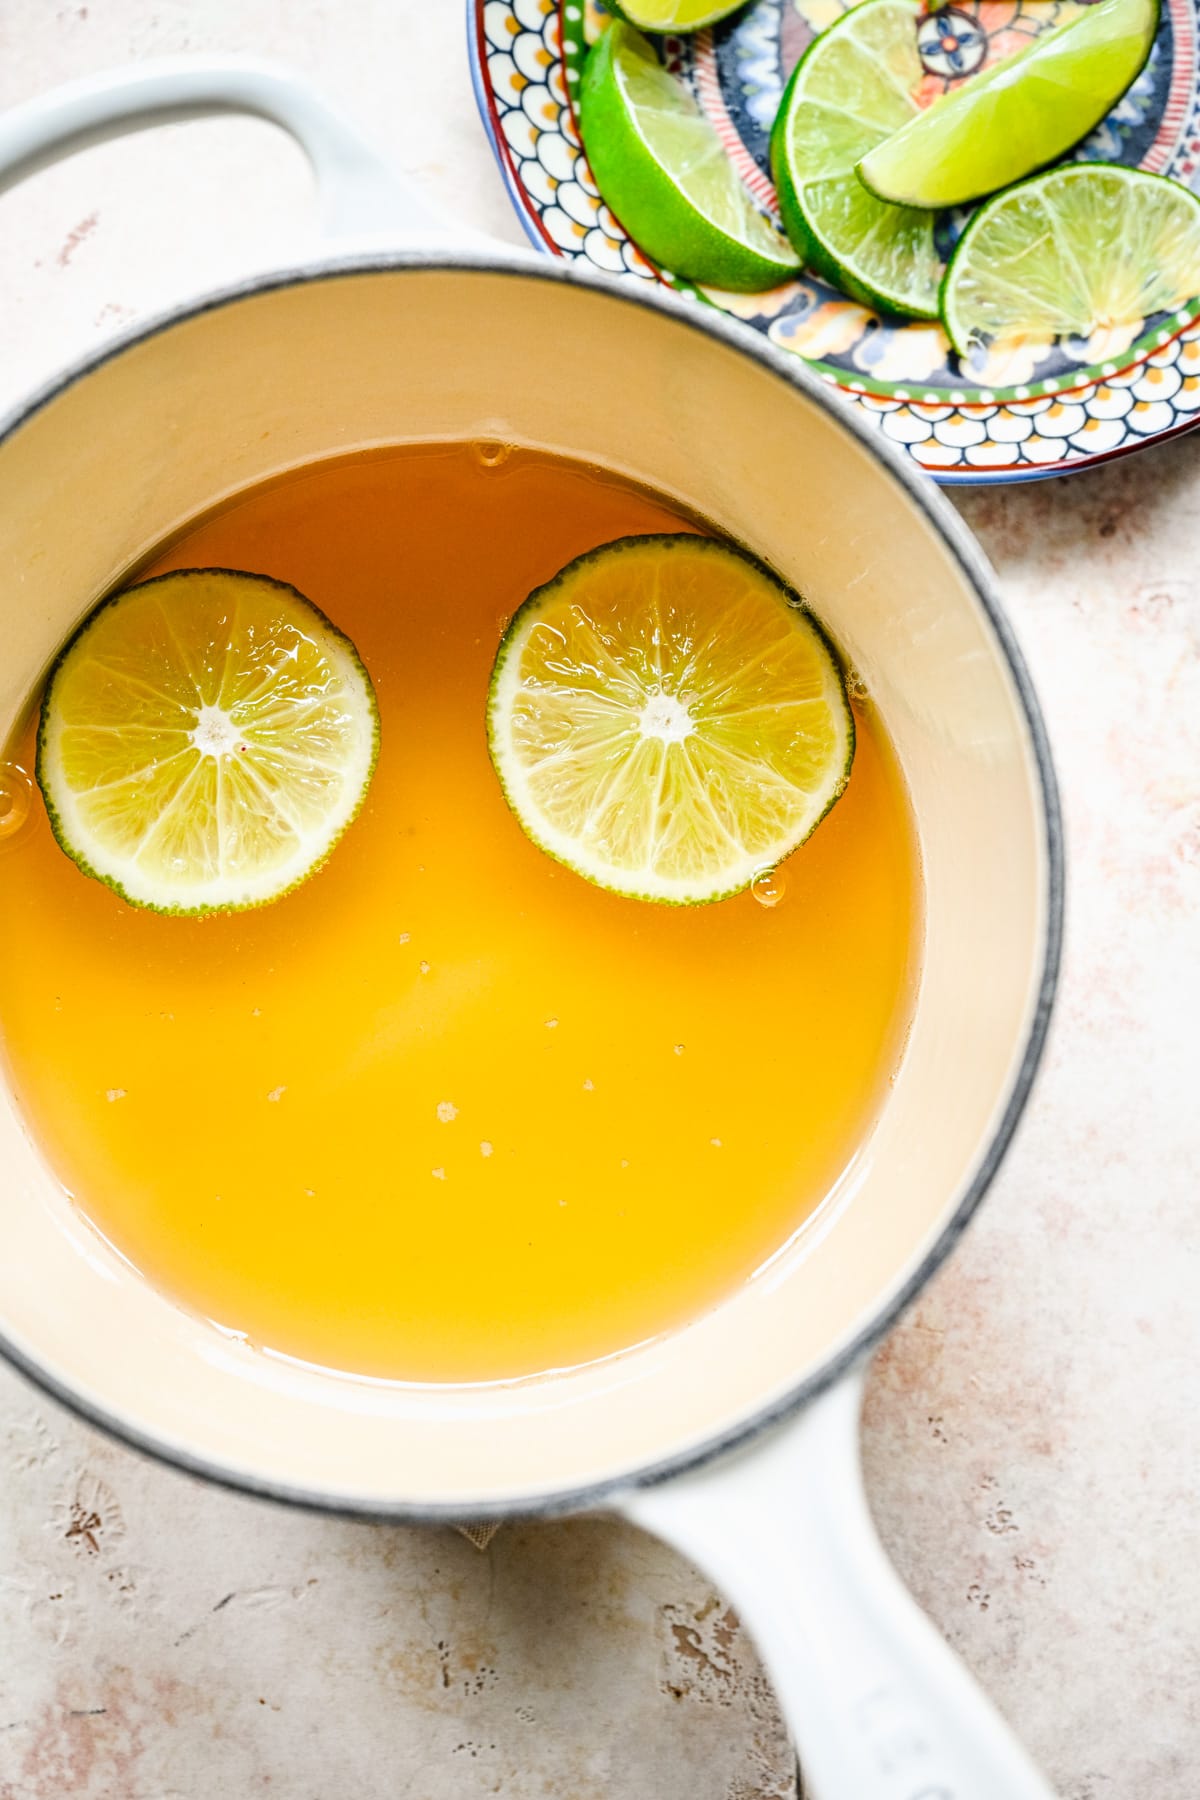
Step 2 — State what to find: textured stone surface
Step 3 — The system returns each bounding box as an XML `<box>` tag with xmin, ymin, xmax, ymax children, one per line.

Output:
<box><xmin>1</xmin><ymin>4</ymin><xmax>1198</xmax><ymax>1796</ymax></box>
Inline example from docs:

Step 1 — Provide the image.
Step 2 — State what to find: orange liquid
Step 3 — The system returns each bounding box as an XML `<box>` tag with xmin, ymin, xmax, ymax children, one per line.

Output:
<box><xmin>0</xmin><ymin>445</ymin><xmax>919</xmax><ymax>1381</ymax></box>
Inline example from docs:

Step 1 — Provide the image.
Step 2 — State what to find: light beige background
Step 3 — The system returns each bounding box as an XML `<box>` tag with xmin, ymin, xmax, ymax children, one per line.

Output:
<box><xmin>0</xmin><ymin>4</ymin><xmax>1197</xmax><ymax>1797</ymax></box>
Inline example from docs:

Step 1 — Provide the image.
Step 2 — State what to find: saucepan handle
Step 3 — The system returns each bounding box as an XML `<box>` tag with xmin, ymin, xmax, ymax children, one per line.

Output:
<box><xmin>621</xmin><ymin>1373</ymin><xmax>1058</xmax><ymax>1800</ymax></box>
<box><xmin>0</xmin><ymin>55</ymin><xmax>466</xmax><ymax>245</ymax></box>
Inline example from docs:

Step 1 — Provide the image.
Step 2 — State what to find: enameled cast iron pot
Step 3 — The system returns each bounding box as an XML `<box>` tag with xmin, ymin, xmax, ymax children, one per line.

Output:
<box><xmin>0</xmin><ymin>61</ymin><xmax>1064</xmax><ymax>1800</ymax></box>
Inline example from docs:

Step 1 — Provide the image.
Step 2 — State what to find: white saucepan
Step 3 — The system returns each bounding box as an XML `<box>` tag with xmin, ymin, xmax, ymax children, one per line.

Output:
<box><xmin>0</xmin><ymin>61</ymin><xmax>1064</xmax><ymax>1800</ymax></box>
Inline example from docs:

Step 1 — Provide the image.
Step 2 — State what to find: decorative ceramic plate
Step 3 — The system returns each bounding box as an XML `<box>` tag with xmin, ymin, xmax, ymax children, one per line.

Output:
<box><xmin>469</xmin><ymin>0</ymin><xmax>1200</xmax><ymax>483</ymax></box>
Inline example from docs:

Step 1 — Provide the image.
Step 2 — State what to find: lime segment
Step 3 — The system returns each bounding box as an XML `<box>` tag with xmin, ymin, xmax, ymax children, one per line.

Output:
<box><xmin>608</xmin><ymin>0</ymin><xmax>752</xmax><ymax>28</ymax></box>
<box><xmin>940</xmin><ymin>163</ymin><xmax>1200</xmax><ymax>355</ymax></box>
<box><xmin>37</xmin><ymin>569</ymin><xmax>379</xmax><ymax>914</ymax></box>
<box><xmin>858</xmin><ymin>0</ymin><xmax>1159</xmax><ymax>209</ymax></box>
<box><xmin>769</xmin><ymin>0</ymin><xmax>941</xmax><ymax>318</ymax></box>
<box><xmin>487</xmin><ymin>535</ymin><xmax>853</xmax><ymax>905</ymax></box>
<box><xmin>579</xmin><ymin>22</ymin><xmax>799</xmax><ymax>292</ymax></box>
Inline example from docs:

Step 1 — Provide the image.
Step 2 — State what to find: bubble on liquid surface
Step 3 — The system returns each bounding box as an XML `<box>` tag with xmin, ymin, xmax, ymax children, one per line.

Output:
<box><xmin>436</xmin><ymin>1100</ymin><xmax>457</xmax><ymax>1123</ymax></box>
<box><xmin>0</xmin><ymin>762</ymin><xmax>34</xmax><ymax>843</ymax></box>
<box><xmin>472</xmin><ymin>439</ymin><xmax>512</xmax><ymax>471</ymax></box>
<box><xmin>750</xmin><ymin>867</ymin><xmax>787</xmax><ymax>909</ymax></box>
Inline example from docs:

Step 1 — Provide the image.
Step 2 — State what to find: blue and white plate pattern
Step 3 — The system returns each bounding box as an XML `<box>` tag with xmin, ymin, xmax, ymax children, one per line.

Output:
<box><xmin>470</xmin><ymin>0</ymin><xmax>1200</xmax><ymax>483</ymax></box>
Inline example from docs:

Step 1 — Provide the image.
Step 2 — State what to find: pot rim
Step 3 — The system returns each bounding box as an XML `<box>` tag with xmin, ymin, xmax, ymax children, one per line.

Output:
<box><xmin>0</xmin><ymin>247</ymin><xmax>1065</xmax><ymax>1521</ymax></box>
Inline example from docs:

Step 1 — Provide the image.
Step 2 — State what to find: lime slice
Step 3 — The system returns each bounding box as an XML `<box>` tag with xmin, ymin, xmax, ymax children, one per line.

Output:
<box><xmin>579</xmin><ymin>22</ymin><xmax>799</xmax><ymax>292</ymax></box>
<box><xmin>37</xmin><ymin>569</ymin><xmax>379</xmax><ymax>914</ymax></box>
<box><xmin>769</xmin><ymin>0</ymin><xmax>941</xmax><ymax>318</ymax></box>
<box><xmin>858</xmin><ymin>0</ymin><xmax>1159</xmax><ymax>209</ymax></box>
<box><xmin>607</xmin><ymin>0</ymin><xmax>751</xmax><ymax>28</ymax></box>
<box><xmin>940</xmin><ymin>163</ymin><xmax>1200</xmax><ymax>356</ymax></box>
<box><xmin>487</xmin><ymin>535</ymin><xmax>853</xmax><ymax>905</ymax></box>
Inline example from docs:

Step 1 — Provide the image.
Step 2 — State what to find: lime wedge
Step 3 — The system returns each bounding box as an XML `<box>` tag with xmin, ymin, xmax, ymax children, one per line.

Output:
<box><xmin>607</xmin><ymin>0</ymin><xmax>751</xmax><ymax>28</ymax></box>
<box><xmin>487</xmin><ymin>535</ymin><xmax>853</xmax><ymax>905</ymax></box>
<box><xmin>858</xmin><ymin>0</ymin><xmax>1159</xmax><ymax>209</ymax></box>
<box><xmin>940</xmin><ymin>163</ymin><xmax>1200</xmax><ymax>356</ymax></box>
<box><xmin>37</xmin><ymin>569</ymin><xmax>379</xmax><ymax>914</ymax></box>
<box><xmin>769</xmin><ymin>0</ymin><xmax>941</xmax><ymax>318</ymax></box>
<box><xmin>579</xmin><ymin>22</ymin><xmax>799</xmax><ymax>292</ymax></box>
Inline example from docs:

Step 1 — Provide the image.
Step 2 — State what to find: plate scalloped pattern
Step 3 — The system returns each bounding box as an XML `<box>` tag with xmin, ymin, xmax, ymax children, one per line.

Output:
<box><xmin>470</xmin><ymin>0</ymin><xmax>1200</xmax><ymax>484</ymax></box>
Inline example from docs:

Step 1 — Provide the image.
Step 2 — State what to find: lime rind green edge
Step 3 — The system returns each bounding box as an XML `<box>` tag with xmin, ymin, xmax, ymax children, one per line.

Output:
<box><xmin>485</xmin><ymin>533</ymin><xmax>855</xmax><ymax>908</ymax></box>
<box><xmin>567</xmin><ymin>12</ymin><xmax>795</xmax><ymax>296</ymax></box>
<box><xmin>558</xmin><ymin>9</ymin><xmax>1200</xmax><ymax>405</ymax></box>
<box><xmin>35</xmin><ymin>567</ymin><xmax>381</xmax><ymax>919</ymax></box>
<box><xmin>940</xmin><ymin>161</ymin><xmax>1200</xmax><ymax>358</ymax></box>
<box><xmin>767</xmin><ymin>21</ymin><xmax>941</xmax><ymax>323</ymax></box>
<box><xmin>853</xmin><ymin>0</ymin><xmax>1161</xmax><ymax>209</ymax></box>
<box><xmin>582</xmin><ymin>24</ymin><xmax>799</xmax><ymax>287</ymax></box>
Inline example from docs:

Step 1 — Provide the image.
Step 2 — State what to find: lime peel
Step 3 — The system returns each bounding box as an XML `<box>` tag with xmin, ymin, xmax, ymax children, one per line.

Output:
<box><xmin>579</xmin><ymin>22</ymin><xmax>799</xmax><ymax>293</ymax></box>
<box><xmin>769</xmin><ymin>0</ymin><xmax>941</xmax><ymax>319</ymax></box>
<box><xmin>607</xmin><ymin>0</ymin><xmax>752</xmax><ymax>28</ymax></box>
<box><xmin>857</xmin><ymin>0</ymin><xmax>1160</xmax><ymax>210</ymax></box>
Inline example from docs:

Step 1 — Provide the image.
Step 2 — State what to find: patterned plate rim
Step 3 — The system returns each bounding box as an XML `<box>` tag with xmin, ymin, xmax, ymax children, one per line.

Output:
<box><xmin>467</xmin><ymin>0</ymin><xmax>1200</xmax><ymax>485</ymax></box>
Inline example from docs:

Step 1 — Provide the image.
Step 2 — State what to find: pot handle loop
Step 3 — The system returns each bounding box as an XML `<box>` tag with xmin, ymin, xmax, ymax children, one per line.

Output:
<box><xmin>621</xmin><ymin>1373</ymin><xmax>1058</xmax><ymax>1800</ymax></box>
<box><xmin>0</xmin><ymin>56</ymin><xmax>459</xmax><ymax>243</ymax></box>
